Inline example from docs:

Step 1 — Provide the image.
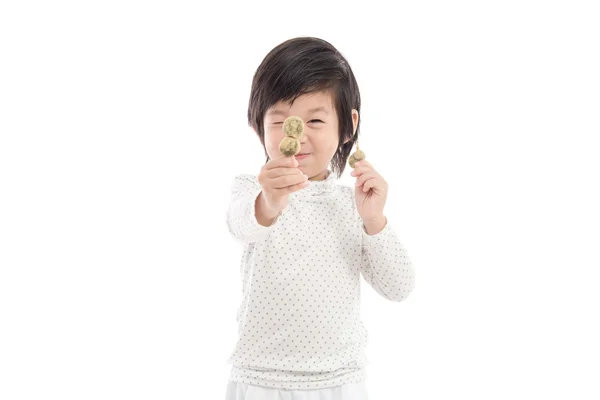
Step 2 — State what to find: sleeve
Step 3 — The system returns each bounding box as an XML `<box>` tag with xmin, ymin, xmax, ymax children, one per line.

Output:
<box><xmin>225</xmin><ymin>174</ymin><xmax>284</xmax><ymax>244</ymax></box>
<box><xmin>359</xmin><ymin>217</ymin><xmax>416</xmax><ymax>302</ymax></box>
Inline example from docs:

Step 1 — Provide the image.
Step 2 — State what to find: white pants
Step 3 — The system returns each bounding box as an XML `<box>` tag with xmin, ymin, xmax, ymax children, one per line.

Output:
<box><xmin>225</xmin><ymin>380</ymin><xmax>369</xmax><ymax>400</ymax></box>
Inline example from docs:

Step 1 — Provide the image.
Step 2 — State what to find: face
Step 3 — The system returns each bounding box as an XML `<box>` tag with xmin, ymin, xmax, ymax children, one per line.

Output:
<box><xmin>261</xmin><ymin>90</ymin><xmax>356</xmax><ymax>181</ymax></box>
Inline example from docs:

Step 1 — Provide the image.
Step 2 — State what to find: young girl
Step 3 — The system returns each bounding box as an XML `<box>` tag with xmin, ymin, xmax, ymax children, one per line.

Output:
<box><xmin>225</xmin><ymin>37</ymin><xmax>415</xmax><ymax>400</ymax></box>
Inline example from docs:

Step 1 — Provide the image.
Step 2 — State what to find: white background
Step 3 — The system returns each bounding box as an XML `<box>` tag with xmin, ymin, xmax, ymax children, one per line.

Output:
<box><xmin>1</xmin><ymin>0</ymin><xmax>599</xmax><ymax>399</ymax></box>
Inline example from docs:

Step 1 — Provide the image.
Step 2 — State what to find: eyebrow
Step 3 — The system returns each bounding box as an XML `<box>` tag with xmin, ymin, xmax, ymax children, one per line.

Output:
<box><xmin>308</xmin><ymin>106</ymin><xmax>329</xmax><ymax>115</ymax></box>
<box><xmin>266</xmin><ymin>106</ymin><xmax>329</xmax><ymax>117</ymax></box>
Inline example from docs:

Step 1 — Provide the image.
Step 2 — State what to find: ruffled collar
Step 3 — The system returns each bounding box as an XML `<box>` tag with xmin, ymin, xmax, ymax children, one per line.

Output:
<box><xmin>292</xmin><ymin>169</ymin><xmax>337</xmax><ymax>197</ymax></box>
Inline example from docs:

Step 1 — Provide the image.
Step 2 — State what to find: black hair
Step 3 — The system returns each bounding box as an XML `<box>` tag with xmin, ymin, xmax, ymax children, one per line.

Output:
<box><xmin>247</xmin><ymin>37</ymin><xmax>361</xmax><ymax>178</ymax></box>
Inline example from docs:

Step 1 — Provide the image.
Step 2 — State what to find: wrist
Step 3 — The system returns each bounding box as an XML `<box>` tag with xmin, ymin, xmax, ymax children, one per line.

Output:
<box><xmin>362</xmin><ymin>215</ymin><xmax>387</xmax><ymax>235</ymax></box>
<box><xmin>256</xmin><ymin>192</ymin><xmax>283</xmax><ymax>226</ymax></box>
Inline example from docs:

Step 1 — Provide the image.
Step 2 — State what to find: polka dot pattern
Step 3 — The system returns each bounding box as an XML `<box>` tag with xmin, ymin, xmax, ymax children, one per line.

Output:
<box><xmin>225</xmin><ymin>169</ymin><xmax>415</xmax><ymax>390</ymax></box>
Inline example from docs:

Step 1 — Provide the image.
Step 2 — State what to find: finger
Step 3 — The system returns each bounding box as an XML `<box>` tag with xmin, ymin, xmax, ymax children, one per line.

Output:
<box><xmin>267</xmin><ymin>167</ymin><xmax>304</xmax><ymax>180</ymax></box>
<box><xmin>271</xmin><ymin>172</ymin><xmax>308</xmax><ymax>189</ymax></box>
<box><xmin>362</xmin><ymin>177</ymin><xmax>378</xmax><ymax>192</ymax></box>
<box><xmin>267</xmin><ymin>154</ymin><xmax>298</xmax><ymax>169</ymax></box>
<box><xmin>354</xmin><ymin>160</ymin><xmax>371</xmax><ymax>168</ymax></box>
<box><xmin>355</xmin><ymin>172</ymin><xmax>378</xmax><ymax>188</ymax></box>
<box><xmin>260</xmin><ymin>166</ymin><xmax>299</xmax><ymax>181</ymax></box>
<box><xmin>259</xmin><ymin>167</ymin><xmax>303</xmax><ymax>191</ymax></box>
<box><xmin>350</xmin><ymin>164</ymin><xmax>374</xmax><ymax>176</ymax></box>
<box><xmin>271</xmin><ymin>179</ymin><xmax>309</xmax><ymax>194</ymax></box>
<box><xmin>285</xmin><ymin>180</ymin><xmax>310</xmax><ymax>193</ymax></box>
<box><xmin>363</xmin><ymin>177</ymin><xmax>388</xmax><ymax>193</ymax></box>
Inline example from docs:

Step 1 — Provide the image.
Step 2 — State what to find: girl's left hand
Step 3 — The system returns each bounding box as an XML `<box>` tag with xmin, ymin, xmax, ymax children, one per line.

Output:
<box><xmin>350</xmin><ymin>160</ymin><xmax>388</xmax><ymax>222</ymax></box>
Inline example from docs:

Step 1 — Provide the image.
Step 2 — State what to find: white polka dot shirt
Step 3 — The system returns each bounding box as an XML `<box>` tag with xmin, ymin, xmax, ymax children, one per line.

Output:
<box><xmin>225</xmin><ymin>169</ymin><xmax>415</xmax><ymax>390</ymax></box>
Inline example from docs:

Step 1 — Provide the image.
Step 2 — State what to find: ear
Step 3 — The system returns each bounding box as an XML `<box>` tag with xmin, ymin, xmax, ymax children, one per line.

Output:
<box><xmin>343</xmin><ymin>109</ymin><xmax>360</xmax><ymax>144</ymax></box>
<box><xmin>352</xmin><ymin>109</ymin><xmax>359</xmax><ymax>135</ymax></box>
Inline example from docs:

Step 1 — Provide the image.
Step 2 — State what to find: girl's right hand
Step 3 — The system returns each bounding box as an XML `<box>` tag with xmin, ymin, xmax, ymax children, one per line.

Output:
<box><xmin>257</xmin><ymin>155</ymin><xmax>309</xmax><ymax>212</ymax></box>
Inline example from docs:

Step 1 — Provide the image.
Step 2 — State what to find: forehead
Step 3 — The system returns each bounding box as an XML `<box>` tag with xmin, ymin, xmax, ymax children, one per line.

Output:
<box><xmin>266</xmin><ymin>90</ymin><xmax>335</xmax><ymax>117</ymax></box>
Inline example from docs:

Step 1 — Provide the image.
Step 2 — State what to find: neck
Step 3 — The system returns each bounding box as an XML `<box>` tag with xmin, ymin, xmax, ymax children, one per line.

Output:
<box><xmin>309</xmin><ymin>169</ymin><xmax>330</xmax><ymax>181</ymax></box>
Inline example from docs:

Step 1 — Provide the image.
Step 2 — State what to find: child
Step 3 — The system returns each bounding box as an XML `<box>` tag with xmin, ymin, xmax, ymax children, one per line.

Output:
<box><xmin>224</xmin><ymin>37</ymin><xmax>415</xmax><ymax>399</ymax></box>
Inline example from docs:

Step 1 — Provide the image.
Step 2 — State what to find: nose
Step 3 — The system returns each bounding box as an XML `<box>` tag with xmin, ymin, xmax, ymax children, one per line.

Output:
<box><xmin>299</xmin><ymin>132</ymin><xmax>308</xmax><ymax>144</ymax></box>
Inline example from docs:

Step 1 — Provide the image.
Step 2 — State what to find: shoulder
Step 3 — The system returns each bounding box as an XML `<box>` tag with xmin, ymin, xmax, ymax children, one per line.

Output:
<box><xmin>336</xmin><ymin>183</ymin><xmax>358</xmax><ymax>209</ymax></box>
<box><xmin>337</xmin><ymin>183</ymin><xmax>353</xmax><ymax>197</ymax></box>
<box><xmin>232</xmin><ymin>173</ymin><xmax>258</xmax><ymax>182</ymax></box>
<box><xmin>230</xmin><ymin>173</ymin><xmax>261</xmax><ymax>192</ymax></box>
<box><xmin>336</xmin><ymin>180</ymin><xmax>356</xmax><ymax>198</ymax></box>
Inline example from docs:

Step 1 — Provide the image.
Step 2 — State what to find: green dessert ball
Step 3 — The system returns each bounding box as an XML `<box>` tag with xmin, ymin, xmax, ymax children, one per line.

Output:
<box><xmin>348</xmin><ymin>149</ymin><xmax>365</xmax><ymax>168</ymax></box>
<box><xmin>279</xmin><ymin>137</ymin><xmax>301</xmax><ymax>157</ymax></box>
<box><xmin>283</xmin><ymin>116</ymin><xmax>304</xmax><ymax>139</ymax></box>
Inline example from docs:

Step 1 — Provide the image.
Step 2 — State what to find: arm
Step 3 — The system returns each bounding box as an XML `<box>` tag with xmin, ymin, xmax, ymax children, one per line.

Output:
<box><xmin>359</xmin><ymin>215</ymin><xmax>416</xmax><ymax>302</ymax></box>
<box><xmin>225</xmin><ymin>174</ymin><xmax>283</xmax><ymax>244</ymax></box>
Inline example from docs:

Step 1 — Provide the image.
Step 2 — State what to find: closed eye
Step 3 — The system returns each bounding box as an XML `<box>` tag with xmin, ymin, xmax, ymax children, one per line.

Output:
<box><xmin>273</xmin><ymin>119</ymin><xmax>322</xmax><ymax>125</ymax></box>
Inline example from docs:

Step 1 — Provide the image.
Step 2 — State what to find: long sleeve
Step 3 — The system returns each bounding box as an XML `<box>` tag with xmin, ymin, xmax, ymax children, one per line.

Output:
<box><xmin>226</xmin><ymin>174</ymin><xmax>281</xmax><ymax>244</ymax></box>
<box><xmin>359</xmin><ymin>218</ymin><xmax>415</xmax><ymax>302</ymax></box>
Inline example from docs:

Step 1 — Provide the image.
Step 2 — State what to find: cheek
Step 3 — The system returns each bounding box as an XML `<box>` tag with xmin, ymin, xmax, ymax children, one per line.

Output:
<box><xmin>316</xmin><ymin>129</ymin><xmax>339</xmax><ymax>153</ymax></box>
<box><xmin>264</xmin><ymin>128</ymin><xmax>283</xmax><ymax>147</ymax></box>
